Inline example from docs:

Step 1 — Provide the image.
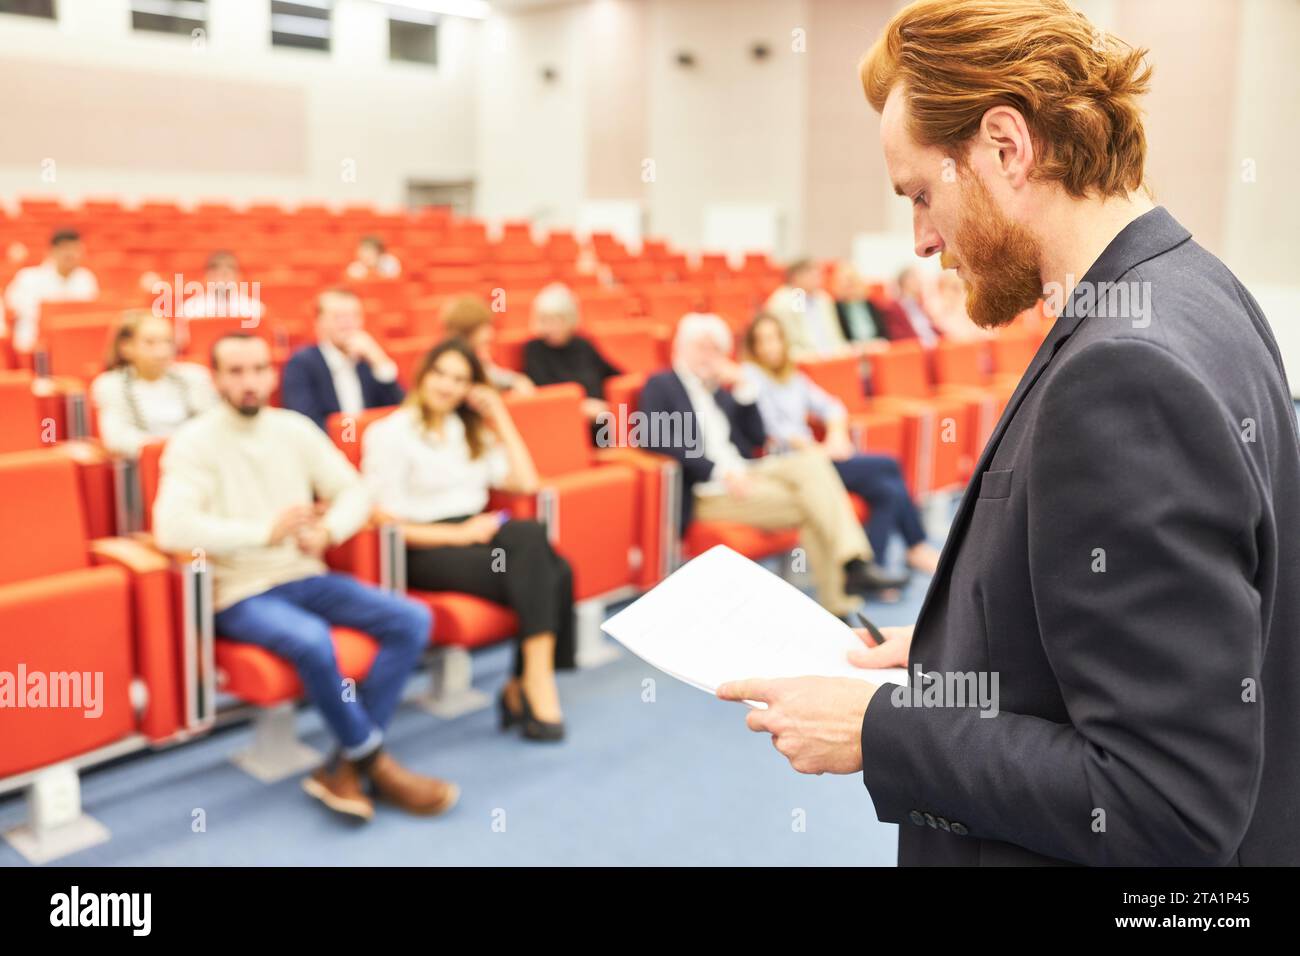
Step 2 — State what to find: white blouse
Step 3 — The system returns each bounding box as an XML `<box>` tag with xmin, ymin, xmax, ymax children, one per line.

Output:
<box><xmin>91</xmin><ymin>362</ymin><xmax>218</xmax><ymax>457</ymax></box>
<box><xmin>361</xmin><ymin>405</ymin><xmax>510</xmax><ymax>523</ymax></box>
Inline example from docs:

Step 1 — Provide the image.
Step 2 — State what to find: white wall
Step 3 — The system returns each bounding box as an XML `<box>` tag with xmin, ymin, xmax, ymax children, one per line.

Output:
<box><xmin>0</xmin><ymin>0</ymin><xmax>480</xmax><ymax>209</ymax></box>
<box><xmin>473</xmin><ymin>1</ymin><xmax>588</xmax><ymax>228</ymax></box>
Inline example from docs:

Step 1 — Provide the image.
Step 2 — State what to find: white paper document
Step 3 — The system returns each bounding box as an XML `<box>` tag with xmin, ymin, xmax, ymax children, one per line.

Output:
<box><xmin>601</xmin><ymin>545</ymin><xmax>910</xmax><ymax>697</ymax></box>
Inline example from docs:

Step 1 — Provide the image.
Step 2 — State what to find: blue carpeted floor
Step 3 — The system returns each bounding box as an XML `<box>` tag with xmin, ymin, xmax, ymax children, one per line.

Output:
<box><xmin>0</xmin><ymin>541</ymin><xmax>939</xmax><ymax>867</ymax></box>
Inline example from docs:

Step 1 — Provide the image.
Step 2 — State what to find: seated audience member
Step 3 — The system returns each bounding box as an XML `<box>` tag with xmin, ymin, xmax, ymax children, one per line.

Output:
<box><xmin>523</xmin><ymin>282</ymin><xmax>621</xmax><ymax>426</ymax></box>
<box><xmin>872</xmin><ymin>265</ymin><xmax>941</xmax><ymax>347</ymax></box>
<box><xmin>636</xmin><ymin>313</ymin><xmax>908</xmax><ymax>617</ymax></box>
<box><xmin>91</xmin><ymin>310</ymin><xmax>217</xmax><ymax>457</ymax></box>
<box><xmin>179</xmin><ymin>250</ymin><xmax>265</xmax><ymax>346</ymax></box>
<box><xmin>741</xmin><ymin>313</ymin><xmax>941</xmax><ymax>575</ymax></box>
<box><xmin>362</xmin><ymin>339</ymin><xmax>572</xmax><ymax>741</ymax></box>
<box><xmin>829</xmin><ymin>261</ymin><xmax>889</xmax><ymax>354</ymax></box>
<box><xmin>282</xmin><ymin>288</ymin><xmax>404</xmax><ymax>430</ymax></box>
<box><xmin>153</xmin><ymin>333</ymin><xmax>456</xmax><ymax>822</ymax></box>
<box><xmin>3</xmin><ymin>229</ymin><xmax>99</xmax><ymax>353</ymax></box>
<box><xmin>440</xmin><ymin>294</ymin><xmax>535</xmax><ymax>394</ymax></box>
<box><xmin>345</xmin><ymin>236</ymin><xmax>401</xmax><ymax>281</ymax></box>
<box><xmin>764</xmin><ymin>258</ymin><xmax>851</xmax><ymax>360</ymax></box>
<box><xmin>924</xmin><ymin>269</ymin><xmax>992</xmax><ymax>342</ymax></box>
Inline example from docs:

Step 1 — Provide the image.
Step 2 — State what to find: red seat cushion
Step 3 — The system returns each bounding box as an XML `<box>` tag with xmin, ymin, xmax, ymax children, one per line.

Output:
<box><xmin>412</xmin><ymin>591</ymin><xmax>518</xmax><ymax>649</ymax></box>
<box><xmin>684</xmin><ymin>522</ymin><xmax>802</xmax><ymax>561</ymax></box>
<box><xmin>215</xmin><ymin>626</ymin><xmax>378</xmax><ymax>706</ymax></box>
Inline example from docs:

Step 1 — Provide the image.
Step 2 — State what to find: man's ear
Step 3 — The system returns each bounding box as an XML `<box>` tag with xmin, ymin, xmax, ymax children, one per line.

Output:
<box><xmin>978</xmin><ymin>105</ymin><xmax>1035</xmax><ymax>188</ymax></box>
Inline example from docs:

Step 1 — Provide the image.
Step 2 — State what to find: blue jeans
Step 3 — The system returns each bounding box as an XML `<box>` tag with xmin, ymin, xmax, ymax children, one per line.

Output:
<box><xmin>832</xmin><ymin>455</ymin><xmax>928</xmax><ymax>562</ymax></box>
<box><xmin>213</xmin><ymin>573</ymin><xmax>432</xmax><ymax>753</ymax></box>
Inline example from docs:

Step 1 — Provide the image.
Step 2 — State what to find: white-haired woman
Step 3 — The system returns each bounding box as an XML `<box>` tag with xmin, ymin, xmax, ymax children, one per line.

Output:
<box><xmin>523</xmin><ymin>282</ymin><xmax>622</xmax><ymax>426</ymax></box>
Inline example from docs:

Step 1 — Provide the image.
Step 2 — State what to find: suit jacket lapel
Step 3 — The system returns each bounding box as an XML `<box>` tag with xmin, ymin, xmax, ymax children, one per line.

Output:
<box><xmin>910</xmin><ymin>206</ymin><xmax>1193</xmax><ymax>635</ymax></box>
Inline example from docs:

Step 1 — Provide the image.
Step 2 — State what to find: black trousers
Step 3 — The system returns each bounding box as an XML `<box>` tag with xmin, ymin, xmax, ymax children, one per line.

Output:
<box><xmin>405</xmin><ymin>517</ymin><xmax>577</xmax><ymax>675</ymax></box>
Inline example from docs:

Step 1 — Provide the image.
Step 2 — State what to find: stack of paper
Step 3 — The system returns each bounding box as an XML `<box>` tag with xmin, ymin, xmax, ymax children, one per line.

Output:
<box><xmin>601</xmin><ymin>545</ymin><xmax>909</xmax><ymax>697</ymax></box>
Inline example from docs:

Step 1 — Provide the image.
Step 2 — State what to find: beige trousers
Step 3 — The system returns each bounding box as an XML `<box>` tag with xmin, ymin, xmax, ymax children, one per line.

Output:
<box><xmin>693</xmin><ymin>449</ymin><xmax>871</xmax><ymax>615</ymax></box>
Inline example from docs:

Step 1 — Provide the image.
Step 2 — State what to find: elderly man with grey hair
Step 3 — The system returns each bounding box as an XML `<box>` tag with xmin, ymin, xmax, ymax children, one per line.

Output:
<box><xmin>524</xmin><ymin>282</ymin><xmax>623</xmax><ymax>426</ymax></box>
<box><xmin>637</xmin><ymin>313</ymin><xmax>909</xmax><ymax>617</ymax></box>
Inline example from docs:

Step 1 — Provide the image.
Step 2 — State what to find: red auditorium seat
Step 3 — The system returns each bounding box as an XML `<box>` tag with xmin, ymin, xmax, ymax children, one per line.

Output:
<box><xmin>502</xmin><ymin>382</ymin><xmax>664</xmax><ymax>598</ymax></box>
<box><xmin>0</xmin><ymin>451</ymin><xmax>177</xmax><ymax>781</ymax></box>
<box><xmin>862</xmin><ymin>341</ymin><xmax>993</xmax><ymax>487</ymax></box>
<box><xmin>588</xmin><ymin>322</ymin><xmax>671</xmax><ymax>375</ymax></box>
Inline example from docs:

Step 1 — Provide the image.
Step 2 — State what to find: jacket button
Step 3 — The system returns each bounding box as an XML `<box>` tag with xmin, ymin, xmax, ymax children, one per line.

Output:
<box><xmin>951</xmin><ymin>822</ymin><xmax>968</xmax><ymax>836</ymax></box>
<box><xmin>908</xmin><ymin>810</ymin><xmax>925</xmax><ymax>827</ymax></box>
<box><xmin>924</xmin><ymin>812</ymin><xmax>938</xmax><ymax>829</ymax></box>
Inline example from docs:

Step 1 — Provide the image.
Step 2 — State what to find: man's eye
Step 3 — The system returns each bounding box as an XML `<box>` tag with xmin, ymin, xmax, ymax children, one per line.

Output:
<box><xmin>912</xmin><ymin>193</ymin><xmax>927</xmax><ymax>208</ymax></box>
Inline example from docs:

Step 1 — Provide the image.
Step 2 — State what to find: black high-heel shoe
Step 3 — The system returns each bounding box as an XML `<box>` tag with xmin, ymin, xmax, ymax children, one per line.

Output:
<box><xmin>518</xmin><ymin>685</ymin><xmax>565</xmax><ymax>742</ymax></box>
<box><xmin>497</xmin><ymin>686</ymin><xmax>521</xmax><ymax>731</ymax></box>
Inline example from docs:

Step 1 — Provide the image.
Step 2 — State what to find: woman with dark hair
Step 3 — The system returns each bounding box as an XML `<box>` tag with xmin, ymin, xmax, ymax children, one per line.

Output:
<box><xmin>91</xmin><ymin>309</ymin><xmax>217</xmax><ymax>456</ymax></box>
<box><xmin>361</xmin><ymin>338</ymin><xmax>573</xmax><ymax>740</ymax></box>
<box><xmin>741</xmin><ymin>312</ymin><xmax>941</xmax><ymax>575</ymax></box>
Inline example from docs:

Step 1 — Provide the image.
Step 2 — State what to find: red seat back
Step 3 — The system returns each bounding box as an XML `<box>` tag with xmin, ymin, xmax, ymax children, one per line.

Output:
<box><xmin>0</xmin><ymin>371</ymin><xmax>43</xmax><ymax>452</ymax></box>
<box><xmin>0</xmin><ymin>450</ymin><xmax>89</xmax><ymax>584</ymax></box>
<box><xmin>504</xmin><ymin>383</ymin><xmax>591</xmax><ymax>476</ymax></box>
<box><xmin>796</xmin><ymin>356</ymin><xmax>870</xmax><ymax>413</ymax></box>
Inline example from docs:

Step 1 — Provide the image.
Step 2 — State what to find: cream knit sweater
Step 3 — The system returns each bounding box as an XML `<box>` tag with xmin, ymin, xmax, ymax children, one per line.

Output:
<box><xmin>153</xmin><ymin>403</ymin><xmax>373</xmax><ymax>610</ymax></box>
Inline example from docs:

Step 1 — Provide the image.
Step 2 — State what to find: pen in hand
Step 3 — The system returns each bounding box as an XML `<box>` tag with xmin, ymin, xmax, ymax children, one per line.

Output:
<box><xmin>851</xmin><ymin>609</ymin><xmax>888</xmax><ymax>648</ymax></box>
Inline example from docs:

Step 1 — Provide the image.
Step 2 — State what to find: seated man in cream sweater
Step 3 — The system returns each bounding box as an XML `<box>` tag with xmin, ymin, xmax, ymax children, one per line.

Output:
<box><xmin>153</xmin><ymin>333</ymin><xmax>457</xmax><ymax>823</ymax></box>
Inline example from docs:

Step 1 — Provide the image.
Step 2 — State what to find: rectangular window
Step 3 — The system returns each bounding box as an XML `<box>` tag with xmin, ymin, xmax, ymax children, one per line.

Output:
<box><xmin>130</xmin><ymin>0</ymin><xmax>207</xmax><ymax>37</ymax></box>
<box><xmin>0</xmin><ymin>0</ymin><xmax>57</xmax><ymax>20</ymax></box>
<box><xmin>271</xmin><ymin>0</ymin><xmax>332</xmax><ymax>53</ymax></box>
<box><xmin>389</xmin><ymin>7</ymin><xmax>438</xmax><ymax>66</ymax></box>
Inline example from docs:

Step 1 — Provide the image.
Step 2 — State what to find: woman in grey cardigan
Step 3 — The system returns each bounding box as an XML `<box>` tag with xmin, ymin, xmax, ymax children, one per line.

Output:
<box><xmin>741</xmin><ymin>312</ymin><xmax>941</xmax><ymax>575</ymax></box>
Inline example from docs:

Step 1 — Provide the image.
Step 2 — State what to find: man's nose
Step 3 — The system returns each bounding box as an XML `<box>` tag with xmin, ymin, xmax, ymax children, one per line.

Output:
<box><xmin>914</xmin><ymin>210</ymin><xmax>943</xmax><ymax>259</ymax></box>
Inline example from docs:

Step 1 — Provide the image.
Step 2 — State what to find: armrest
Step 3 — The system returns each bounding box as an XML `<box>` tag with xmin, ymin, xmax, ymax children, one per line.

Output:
<box><xmin>89</xmin><ymin>535</ymin><xmax>183</xmax><ymax>741</ymax></box>
<box><xmin>326</xmin><ymin>518</ymin><xmax>383</xmax><ymax>584</ymax></box>
<box><xmin>593</xmin><ymin>446</ymin><xmax>680</xmax><ymax>585</ymax></box>
<box><xmin>89</xmin><ymin>535</ymin><xmax>171</xmax><ymax>574</ymax></box>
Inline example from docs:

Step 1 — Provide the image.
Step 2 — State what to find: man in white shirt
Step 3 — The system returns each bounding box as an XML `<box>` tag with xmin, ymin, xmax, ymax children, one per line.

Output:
<box><xmin>176</xmin><ymin>250</ymin><xmax>265</xmax><ymax>349</ymax></box>
<box><xmin>3</xmin><ymin>229</ymin><xmax>99</xmax><ymax>353</ymax></box>
<box><xmin>281</xmin><ymin>288</ymin><xmax>405</xmax><ymax>430</ymax></box>
<box><xmin>764</xmin><ymin>259</ymin><xmax>853</xmax><ymax>360</ymax></box>
<box><xmin>637</xmin><ymin>314</ymin><xmax>909</xmax><ymax>618</ymax></box>
<box><xmin>153</xmin><ymin>333</ymin><xmax>456</xmax><ymax>822</ymax></box>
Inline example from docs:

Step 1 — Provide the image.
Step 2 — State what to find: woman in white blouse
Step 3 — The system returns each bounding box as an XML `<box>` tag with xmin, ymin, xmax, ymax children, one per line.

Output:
<box><xmin>91</xmin><ymin>310</ymin><xmax>217</xmax><ymax>457</ymax></box>
<box><xmin>362</xmin><ymin>338</ymin><xmax>572</xmax><ymax>741</ymax></box>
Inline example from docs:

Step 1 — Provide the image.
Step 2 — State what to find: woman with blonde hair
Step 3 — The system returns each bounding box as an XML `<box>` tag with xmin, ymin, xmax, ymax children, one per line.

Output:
<box><xmin>91</xmin><ymin>309</ymin><xmax>216</xmax><ymax>456</ymax></box>
<box><xmin>361</xmin><ymin>338</ymin><xmax>572</xmax><ymax>740</ymax></box>
<box><xmin>741</xmin><ymin>312</ymin><xmax>941</xmax><ymax>575</ymax></box>
<box><xmin>439</xmin><ymin>295</ymin><xmax>534</xmax><ymax>394</ymax></box>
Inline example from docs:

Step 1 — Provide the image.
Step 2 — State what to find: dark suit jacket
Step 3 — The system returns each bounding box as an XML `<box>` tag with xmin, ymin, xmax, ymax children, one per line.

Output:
<box><xmin>281</xmin><ymin>344</ymin><xmax>405</xmax><ymax>431</ymax></box>
<box><xmin>835</xmin><ymin>299</ymin><xmax>885</xmax><ymax>344</ymax></box>
<box><xmin>636</xmin><ymin>370</ymin><xmax>766</xmax><ymax>533</ymax></box>
<box><xmin>860</xmin><ymin>207</ymin><xmax>1300</xmax><ymax>865</ymax></box>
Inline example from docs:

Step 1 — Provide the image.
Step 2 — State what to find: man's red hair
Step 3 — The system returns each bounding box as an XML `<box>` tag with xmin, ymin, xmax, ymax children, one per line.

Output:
<box><xmin>860</xmin><ymin>0</ymin><xmax>1152</xmax><ymax>199</ymax></box>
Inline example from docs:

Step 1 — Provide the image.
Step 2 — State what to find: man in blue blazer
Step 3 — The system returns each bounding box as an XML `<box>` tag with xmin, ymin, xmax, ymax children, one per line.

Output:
<box><xmin>636</xmin><ymin>313</ymin><xmax>908</xmax><ymax>615</ymax></box>
<box><xmin>282</xmin><ymin>289</ymin><xmax>405</xmax><ymax>430</ymax></box>
<box><xmin>718</xmin><ymin>0</ymin><xmax>1300</xmax><ymax>866</ymax></box>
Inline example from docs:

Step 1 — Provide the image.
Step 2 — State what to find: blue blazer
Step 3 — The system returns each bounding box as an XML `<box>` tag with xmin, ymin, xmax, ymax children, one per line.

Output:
<box><xmin>636</xmin><ymin>369</ymin><xmax>766</xmax><ymax>533</ymax></box>
<box><xmin>281</xmin><ymin>345</ymin><xmax>405</xmax><ymax>430</ymax></box>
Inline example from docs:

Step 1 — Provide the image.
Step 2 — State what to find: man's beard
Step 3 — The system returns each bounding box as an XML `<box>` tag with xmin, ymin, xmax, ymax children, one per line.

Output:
<box><xmin>224</xmin><ymin>395</ymin><xmax>263</xmax><ymax>417</ymax></box>
<box><xmin>951</xmin><ymin>175</ymin><xmax>1044</xmax><ymax>329</ymax></box>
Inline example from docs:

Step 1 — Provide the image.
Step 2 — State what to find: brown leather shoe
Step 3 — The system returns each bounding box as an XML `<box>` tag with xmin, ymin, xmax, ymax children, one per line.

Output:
<box><xmin>302</xmin><ymin>760</ymin><xmax>374</xmax><ymax>821</ymax></box>
<box><xmin>366</xmin><ymin>752</ymin><xmax>460</xmax><ymax>816</ymax></box>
